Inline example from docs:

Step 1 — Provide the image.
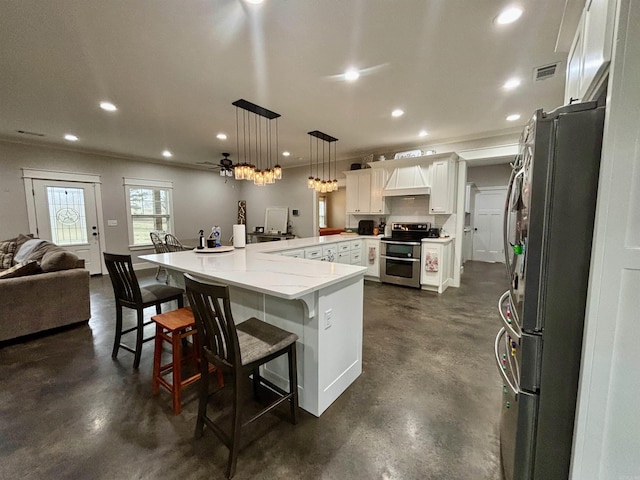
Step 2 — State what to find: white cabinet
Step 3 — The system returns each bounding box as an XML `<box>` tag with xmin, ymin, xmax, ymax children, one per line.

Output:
<box><xmin>420</xmin><ymin>240</ymin><xmax>453</xmax><ymax>293</ymax></box>
<box><xmin>369</xmin><ymin>169</ymin><xmax>389</xmax><ymax>214</ymax></box>
<box><xmin>363</xmin><ymin>238</ymin><xmax>380</xmax><ymax>279</ymax></box>
<box><xmin>565</xmin><ymin>0</ymin><xmax>617</xmax><ymax>103</ymax></box>
<box><xmin>322</xmin><ymin>245</ymin><xmax>337</xmax><ymax>262</ymax></box>
<box><xmin>430</xmin><ymin>159</ymin><xmax>456</xmax><ymax>214</ymax></box>
<box><xmin>345</xmin><ymin>171</ymin><xmax>371</xmax><ymax>214</ymax></box>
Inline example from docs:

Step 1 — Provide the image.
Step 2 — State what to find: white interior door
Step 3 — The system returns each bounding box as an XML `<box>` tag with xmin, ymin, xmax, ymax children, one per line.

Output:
<box><xmin>32</xmin><ymin>179</ymin><xmax>102</xmax><ymax>274</ymax></box>
<box><xmin>473</xmin><ymin>188</ymin><xmax>506</xmax><ymax>263</ymax></box>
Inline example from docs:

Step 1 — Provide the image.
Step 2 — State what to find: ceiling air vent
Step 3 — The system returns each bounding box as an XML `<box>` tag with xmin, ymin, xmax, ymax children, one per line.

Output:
<box><xmin>533</xmin><ymin>63</ymin><xmax>559</xmax><ymax>81</ymax></box>
<box><xmin>16</xmin><ymin>130</ymin><xmax>45</xmax><ymax>137</ymax></box>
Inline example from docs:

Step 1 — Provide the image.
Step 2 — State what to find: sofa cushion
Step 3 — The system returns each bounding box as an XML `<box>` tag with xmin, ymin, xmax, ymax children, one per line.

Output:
<box><xmin>41</xmin><ymin>250</ymin><xmax>80</xmax><ymax>272</ymax></box>
<box><xmin>0</xmin><ymin>260</ymin><xmax>40</xmax><ymax>279</ymax></box>
<box><xmin>0</xmin><ymin>241</ymin><xmax>17</xmax><ymax>269</ymax></box>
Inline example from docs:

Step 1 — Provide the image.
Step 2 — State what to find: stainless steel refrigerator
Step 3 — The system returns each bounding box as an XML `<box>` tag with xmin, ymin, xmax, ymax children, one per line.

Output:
<box><xmin>496</xmin><ymin>102</ymin><xmax>605</xmax><ymax>480</ymax></box>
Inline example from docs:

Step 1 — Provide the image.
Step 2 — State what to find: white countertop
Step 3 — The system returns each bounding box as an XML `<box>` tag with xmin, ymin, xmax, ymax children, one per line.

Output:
<box><xmin>140</xmin><ymin>236</ymin><xmax>369</xmax><ymax>300</ymax></box>
<box><xmin>421</xmin><ymin>236</ymin><xmax>455</xmax><ymax>244</ymax></box>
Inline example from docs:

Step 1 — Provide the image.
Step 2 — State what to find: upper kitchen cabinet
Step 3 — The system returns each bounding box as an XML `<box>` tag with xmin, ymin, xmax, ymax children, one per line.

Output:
<box><xmin>345</xmin><ymin>170</ymin><xmax>372</xmax><ymax>214</ymax></box>
<box><xmin>565</xmin><ymin>0</ymin><xmax>617</xmax><ymax>103</ymax></box>
<box><xmin>369</xmin><ymin>169</ymin><xmax>389</xmax><ymax>214</ymax></box>
<box><xmin>430</xmin><ymin>159</ymin><xmax>457</xmax><ymax>214</ymax></box>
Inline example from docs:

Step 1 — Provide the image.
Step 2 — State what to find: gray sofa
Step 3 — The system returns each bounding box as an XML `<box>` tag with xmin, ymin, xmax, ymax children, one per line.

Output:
<box><xmin>0</xmin><ymin>235</ymin><xmax>91</xmax><ymax>343</ymax></box>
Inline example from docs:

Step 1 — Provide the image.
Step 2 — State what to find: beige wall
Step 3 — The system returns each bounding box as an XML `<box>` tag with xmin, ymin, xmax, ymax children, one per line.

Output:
<box><xmin>467</xmin><ymin>163</ymin><xmax>512</xmax><ymax>188</ymax></box>
<box><xmin>0</xmin><ymin>141</ymin><xmax>239</xmax><ymax>262</ymax></box>
<box><xmin>327</xmin><ymin>187</ymin><xmax>346</xmax><ymax>228</ymax></box>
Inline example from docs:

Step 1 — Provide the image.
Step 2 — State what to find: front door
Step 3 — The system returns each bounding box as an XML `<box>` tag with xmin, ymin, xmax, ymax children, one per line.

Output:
<box><xmin>473</xmin><ymin>188</ymin><xmax>506</xmax><ymax>263</ymax></box>
<box><xmin>32</xmin><ymin>179</ymin><xmax>102</xmax><ymax>274</ymax></box>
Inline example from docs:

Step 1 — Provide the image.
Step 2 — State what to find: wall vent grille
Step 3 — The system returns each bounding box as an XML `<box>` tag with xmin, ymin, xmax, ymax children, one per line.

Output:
<box><xmin>533</xmin><ymin>63</ymin><xmax>559</xmax><ymax>81</ymax></box>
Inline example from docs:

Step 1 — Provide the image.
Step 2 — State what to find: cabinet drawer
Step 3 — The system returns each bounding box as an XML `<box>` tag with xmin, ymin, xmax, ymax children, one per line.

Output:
<box><xmin>350</xmin><ymin>240</ymin><xmax>362</xmax><ymax>250</ymax></box>
<box><xmin>338</xmin><ymin>242</ymin><xmax>351</xmax><ymax>253</ymax></box>
<box><xmin>280</xmin><ymin>249</ymin><xmax>304</xmax><ymax>258</ymax></box>
<box><xmin>350</xmin><ymin>250</ymin><xmax>362</xmax><ymax>264</ymax></box>
<box><xmin>304</xmin><ymin>247</ymin><xmax>322</xmax><ymax>259</ymax></box>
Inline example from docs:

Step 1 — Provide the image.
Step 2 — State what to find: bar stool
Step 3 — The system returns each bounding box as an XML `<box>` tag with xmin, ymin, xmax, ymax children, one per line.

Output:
<box><xmin>151</xmin><ymin>307</ymin><xmax>223</xmax><ymax>414</ymax></box>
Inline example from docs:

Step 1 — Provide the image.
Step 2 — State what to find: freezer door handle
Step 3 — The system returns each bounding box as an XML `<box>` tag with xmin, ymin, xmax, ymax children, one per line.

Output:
<box><xmin>495</xmin><ymin>327</ymin><xmax>519</xmax><ymax>396</ymax></box>
<box><xmin>498</xmin><ymin>290</ymin><xmax>522</xmax><ymax>339</ymax></box>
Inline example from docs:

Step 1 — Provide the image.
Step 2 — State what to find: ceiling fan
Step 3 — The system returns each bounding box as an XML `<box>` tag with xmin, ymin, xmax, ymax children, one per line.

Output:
<box><xmin>197</xmin><ymin>153</ymin><xmax>234</xmax><ymax>177</ymax></box>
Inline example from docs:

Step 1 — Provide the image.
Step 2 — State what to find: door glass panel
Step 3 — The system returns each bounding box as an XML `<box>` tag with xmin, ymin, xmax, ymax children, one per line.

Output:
<box><xmin>46</xmin><ymin>186</ymin><xmax>88</xmax><ymax>245</ymax></box>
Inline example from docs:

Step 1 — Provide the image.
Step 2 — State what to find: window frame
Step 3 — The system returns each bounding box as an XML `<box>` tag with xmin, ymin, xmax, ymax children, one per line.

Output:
<box><xmin>123</xmin><ymin>178</ymin><xmax>174</xmax><ymax>250</ymax></box>
<box><xmin>318</xmin><ymin>195</ymin><xmax>327</xmax><ymax>229</ymax></box>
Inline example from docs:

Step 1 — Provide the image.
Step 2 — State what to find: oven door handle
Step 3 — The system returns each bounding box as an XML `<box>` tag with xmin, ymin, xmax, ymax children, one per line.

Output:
<box><xmin>380</xmin><ymin>255</ymin><xmax>420</xmax><ymax>262</ymax></box>
<box><xmin>381</xmin><ymin>240</ymin><xmax>422</xmax><ymax>246</ymax></box>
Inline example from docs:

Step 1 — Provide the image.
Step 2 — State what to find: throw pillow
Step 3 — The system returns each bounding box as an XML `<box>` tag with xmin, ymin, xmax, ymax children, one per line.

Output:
<box><xmin>15</xmin><ymin>233</ymin><xmax>35</xmax><ymax>252</ymax></box>
<box><xmin>0</xmin><ymin>240</ymin><xmax>17</xmax><ymax>269</ymax></box>
<box><xmin>40</xmin><ymin>250</ymin><xmax>79</xmax><ymax>272</ymax></box>
<box><xmin>0</xmin><ymin>260</ymin><xmax>40</xmax><ymax>279</ymax></box>
<box><xmin>14</xmin><ymin>238</ymin><xmax>48</xmax><ymax>264</ymax></box>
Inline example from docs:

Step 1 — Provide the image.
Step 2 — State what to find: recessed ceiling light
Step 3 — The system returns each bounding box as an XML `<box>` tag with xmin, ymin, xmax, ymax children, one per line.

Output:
<box><xmin>162</xmin><ymin>150</ymin><xmax>173</xmax><ymax>158</ymax></box>
<box><xmin>100</xmin><ymin>101</ymin><xmax>117</xmax><ymax>112</ymax></box>
<box><xmin>391</xmin><ymin>109</ymin><xmax>404</xmax><ymax>118</ymax></box>
<box><xmin>496</xmin><ymin>7</ymin><xmax>523</xmax><ymax>25</ymax></box>
<box><xmin>282</xmin><ymin>151</ymin><xmax>290</xmax><ymax>157</ymax></box>
<box><xmin>344</xmin><ymin>68</ymin><xmax>360</xmax><ymax>82</ymax></box>
<box><xmin>503</xmin><ymin>78</ymin><xmax>521</xmax><ymax>90</ymax></box>
<box><xmin>245</xmin><ymin>0</ymin><xmax>264</xmax><ymax>4</ymax></box>
<box><xmin>506</xmin><ymin>114</ymin><xmax>521</xmax><ymax>121</ymax></box>
<box><xmin>216</xmin><ymin>133</ymin><xmax>227</xmax><ymax>140</ymax></box>
<box><xmin>64</xmin><ymin>134</ymin><xmax>78</xmax><ymax>142</ymax></box>
<box><xmin>419</xmin><ymin>130</ymin><xmax>428</xmax><ymax>137</ymax></box>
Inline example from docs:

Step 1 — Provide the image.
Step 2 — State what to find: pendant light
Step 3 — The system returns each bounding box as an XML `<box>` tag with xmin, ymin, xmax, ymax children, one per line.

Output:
<box><xmin>232</xmin><ymin>99</ymin><xmax>283</xmax><ymax>186</ymax></box>
<box><xmin>307</xmin><ymin>130</ymin><xmax>338</xmax><ymax>193</ymax></box>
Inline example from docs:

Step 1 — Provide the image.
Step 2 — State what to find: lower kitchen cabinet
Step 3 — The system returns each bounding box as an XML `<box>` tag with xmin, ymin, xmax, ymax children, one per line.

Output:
<box><xmin>420</xmin><ymin>239</ymin><xmax>453</xmax><ymax>293</ymax></box>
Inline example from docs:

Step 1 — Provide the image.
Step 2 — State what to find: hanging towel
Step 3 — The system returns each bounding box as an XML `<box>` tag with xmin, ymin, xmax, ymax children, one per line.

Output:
<box><xmin>424</xmin><ymin>252</ymin><xmax>439</xmax><ymax>272</ymax></box>
<box><xmin>368</xmin><ymin>246</ymin><xmax>376</xmax><ymax>264</ymax></box>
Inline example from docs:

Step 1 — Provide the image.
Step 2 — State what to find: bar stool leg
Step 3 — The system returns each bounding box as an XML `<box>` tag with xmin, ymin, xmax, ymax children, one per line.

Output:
<box><xmin>172</xmin><ymin>329</ymin><xmax>182</xmax><ymax>415</ymax></box>
<box><xmin>152</xmin><ymin>323</ymin><xmax>163</xmax><ymax>395</ymax></box>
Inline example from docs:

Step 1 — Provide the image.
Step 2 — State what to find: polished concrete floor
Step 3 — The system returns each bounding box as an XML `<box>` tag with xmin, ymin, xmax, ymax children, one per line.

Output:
<box><xmin>0</xmin><ymin>261</ymin><xmax>505</xmax><ymax>480</ymax></box>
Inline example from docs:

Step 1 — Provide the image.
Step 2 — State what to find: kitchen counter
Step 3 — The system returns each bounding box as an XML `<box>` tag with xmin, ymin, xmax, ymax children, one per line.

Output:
<box><xmin>140</xmin><ymin>236</ymin><xmax>367</xmax><ymax>417</ymax></box>
<box><xmin>421</xmin><ymin>236</ymin><xmax>455</xmax><ymax>244</ymax></box>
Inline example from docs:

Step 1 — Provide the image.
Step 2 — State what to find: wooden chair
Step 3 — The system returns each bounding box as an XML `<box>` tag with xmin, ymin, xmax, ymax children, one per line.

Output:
<box><xmin>165</xmin><ymin>233</ymin><xmax>188</xmax><ymax>252</ymax></box>
<box><xmin>184</xmin><ymin>273</ymin><xmax>299</xmax><ymax>479</ymax></box>
<box><xmin>149</xmin><ymin>231</ymin><xmax>169</xmax><ymax>281</ymax></box>
<box><xmin>103</xmin><ymin>253</ymin><xmax>185</xmax><ymax>368</ymax></box>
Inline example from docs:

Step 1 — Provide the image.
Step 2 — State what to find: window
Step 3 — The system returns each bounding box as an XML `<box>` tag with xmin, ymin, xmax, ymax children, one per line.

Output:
<box><xmin>124</xmin><ymin>178</ymin><xmax>174</xmax><ymax>248</ymax></box>
<box><xmin>318</xmin><ymin>195</ymin><xmax>327</xmax><ymax>228</ymax></box>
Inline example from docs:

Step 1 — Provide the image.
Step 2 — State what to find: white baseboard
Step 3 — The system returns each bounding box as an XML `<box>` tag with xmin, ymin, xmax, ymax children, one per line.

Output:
<box><xmin>133</xmin><ymin>261</ymin><xmax>156</xmax><ymax>271</ymax></box>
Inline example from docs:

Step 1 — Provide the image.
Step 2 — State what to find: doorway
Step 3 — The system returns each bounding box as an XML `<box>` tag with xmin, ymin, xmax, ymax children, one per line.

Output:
<box><xmin>23</xmin><ymin>169</ymin><xmax>106</xmax><ymax>274</ymax></box>
<box><xmin>472</xmin><ymin>187</ymin><xmax>506</xmax><ymax>263</ymax></box>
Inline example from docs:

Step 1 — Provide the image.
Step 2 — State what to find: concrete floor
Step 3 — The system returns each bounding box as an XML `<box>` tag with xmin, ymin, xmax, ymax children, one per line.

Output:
<box><xmin>0</xmin><ymin>261</ymin><xmax>505</xmax><ymax>480</ymax></box>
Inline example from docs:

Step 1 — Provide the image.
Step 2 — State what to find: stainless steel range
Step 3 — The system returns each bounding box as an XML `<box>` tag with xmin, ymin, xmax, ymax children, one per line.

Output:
<box><xmin>380</xmin><ymin>222</ymin><xmax>431</xmax><ymax>288</ymax></box>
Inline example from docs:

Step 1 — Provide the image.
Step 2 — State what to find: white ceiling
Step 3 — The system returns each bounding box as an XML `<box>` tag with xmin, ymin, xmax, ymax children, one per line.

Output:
<box><xmin>0</xmin><ymin>0</ymin><xmax>574</xmax><ymax>170</ymax></box>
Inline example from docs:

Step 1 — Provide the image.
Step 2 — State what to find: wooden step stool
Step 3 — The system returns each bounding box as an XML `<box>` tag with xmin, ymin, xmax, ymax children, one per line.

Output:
<box><xmin>151</xmin><ymin>307</ymin><xmax>223</xmax><ymax>414</ymax></box>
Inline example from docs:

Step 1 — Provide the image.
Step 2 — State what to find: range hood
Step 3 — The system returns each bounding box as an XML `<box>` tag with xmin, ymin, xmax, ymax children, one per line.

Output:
<box><xmin>382</xmin><ymin>165</ymin><xmax>430</xmax><ymax>197</ymax></box>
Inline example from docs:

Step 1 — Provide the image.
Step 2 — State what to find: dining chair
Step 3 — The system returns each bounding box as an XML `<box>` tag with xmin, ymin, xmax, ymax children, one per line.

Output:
<box><xmin>149</xmin><ymin>231</ymin><xmax>169</xmax><ymax>281</ymax></box>
<box><xmin>103</xmin><ymin>253</ymin><xmax>185</xmax><ymax>368</ymax></box>
<box><xmin>184</xmin><ymin>273</ymin><xmax>298</xmax><ymax>479</ymax></box>
<box><xmin>165</xmin><ymin>233</ymin><xmax>188</xmax><ymax>252</ymax></box>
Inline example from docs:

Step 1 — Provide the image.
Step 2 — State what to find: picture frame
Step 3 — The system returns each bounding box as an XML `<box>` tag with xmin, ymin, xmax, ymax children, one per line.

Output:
<box><xmin>394</xmin><ymin>149</ymin><xmax>423</xmax><ymax>159</ymax></box>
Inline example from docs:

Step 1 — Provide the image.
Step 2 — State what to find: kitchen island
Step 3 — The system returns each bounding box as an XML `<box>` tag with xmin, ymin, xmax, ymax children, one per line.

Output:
<box><xmin>140</xmin><ymin>237</ymin><xmax>367</xmax><ymax>417</ymax></box>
